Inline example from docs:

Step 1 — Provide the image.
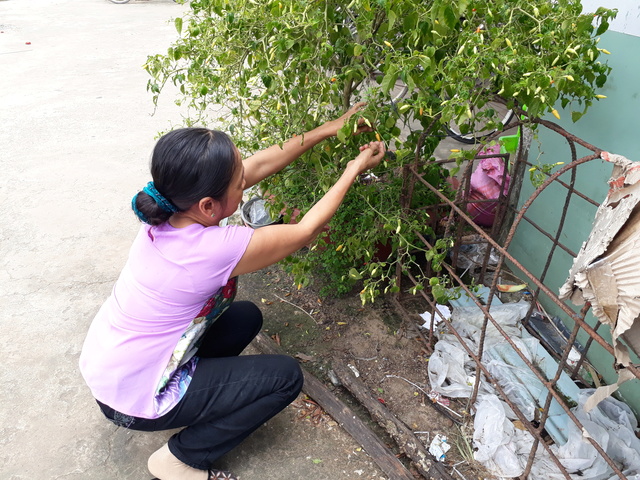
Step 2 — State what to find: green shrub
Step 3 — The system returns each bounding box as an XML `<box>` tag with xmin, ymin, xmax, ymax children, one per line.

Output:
<box><xmin>146</xmin><ymin>0</ymin><xmax>616</xmax><ymax>303</ymax></box>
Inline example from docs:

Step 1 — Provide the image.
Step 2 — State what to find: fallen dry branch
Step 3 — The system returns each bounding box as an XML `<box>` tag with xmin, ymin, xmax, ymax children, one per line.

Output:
<box><xmin>332</xmin><ymin>361</ymin><xmax>453</xmax><ymax>480</ymax></box>
<box><xmin>253</xmin><ymin>332</ymin><xmax>416</xmax><ymax>480</ymax></box>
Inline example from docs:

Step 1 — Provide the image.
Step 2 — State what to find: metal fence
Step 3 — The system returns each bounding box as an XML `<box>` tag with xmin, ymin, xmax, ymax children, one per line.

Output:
<box><xmin>394</xmin><ymin>118</ymin><xmax>640</xmax><ymax>479</ymax></box>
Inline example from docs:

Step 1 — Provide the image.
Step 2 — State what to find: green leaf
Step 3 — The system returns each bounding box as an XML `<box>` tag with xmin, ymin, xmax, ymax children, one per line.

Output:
<box><xmin>354</xmin><ymin>44</ymin><xmax>363</xmax><ymax>57</ymax></box>
<box><xmin>337</xmin><ymin>124</ymin><xmax>349</xmax><ymax>143</ymax></box>
<box><xmin>457</xmin><ymin>0</ymin><xmax>470</xmax><ymax>15</ymax></box>
<box><xmin>385</xmin><ymin>115</ymin><xmax>396</xmax><ymax>128</ymax></box>
<box><xmin>442</xmin><ymin>5</ymin><xmax>457</xmax><ymax>29</ymax></box>
<box><xmin>571</xmin><ymin>110</ymin><xmax>585</xmax><ymax>122</ymax></box>
<box><xmin>381</xmin><ymin>67</ymin><xmax>399</xmax><ymax>95</ymax></box>
<box><xmin>261</xmin><ymin>74</ymin><xmax>273</xmax><ymax>89</ymax></box>
<box><xmin>403</xmin><ymin>12</ymin><xmax>418</xmax><ymax>31</ymax></box>
<box><xmin>388</xmin><ymin>9</ymin><xmax>397</xmax><ymax>30</ymax></box>
<box><xmin>174</xmin><ymin>17</ymin><xmax>183</xmax><ymax>35</ymax></box>
<box><xmin>348</xmin><ymin>268</ymin><xmax>363</xmax><ymax>280</ymax></box>
<box><xmin>596</xmin><ymin>20</ymin><xmax>610</xmax><ymax>36</ymax></box>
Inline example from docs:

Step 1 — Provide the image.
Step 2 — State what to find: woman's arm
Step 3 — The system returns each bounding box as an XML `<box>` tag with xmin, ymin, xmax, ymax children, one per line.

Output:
<box><xmin>242</xmin><ymin>103</ymin><xmax>371</xmax><ymax>189</ymax></box>
<box><xmin>230</xmin><ymin>141</ymin><xmax>386</xmax><ymax>277</ymax></box>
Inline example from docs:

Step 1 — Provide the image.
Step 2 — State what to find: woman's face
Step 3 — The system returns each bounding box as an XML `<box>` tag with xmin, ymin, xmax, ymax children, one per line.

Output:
<box><xmin>221</xmin><ymin>150</ymin><xmax>246</xmax><ymax>218</ymax></box>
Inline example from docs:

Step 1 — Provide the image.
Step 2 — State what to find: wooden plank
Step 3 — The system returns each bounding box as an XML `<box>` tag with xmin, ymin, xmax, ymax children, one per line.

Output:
<box><xmin>332</xmin><ymin>361</ymin><xmax>453</xmax><ymax>480</ymax></box>
<box><xmin>253</xmin><ymin>332</ymin><xmax>416</xmax><ymax>480</ymax></box>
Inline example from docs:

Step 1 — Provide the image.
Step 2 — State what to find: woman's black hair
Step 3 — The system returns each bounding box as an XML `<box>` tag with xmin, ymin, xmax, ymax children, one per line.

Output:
<box><xmin>133</xmin><ymin>128</ymin><xmax>238</xmax><ymax>225</ymax></box>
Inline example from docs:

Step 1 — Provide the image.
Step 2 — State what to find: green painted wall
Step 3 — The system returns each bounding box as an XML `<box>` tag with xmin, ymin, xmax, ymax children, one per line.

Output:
<box><xmin>508</xmin><ymin>29</ymin><xmax>640</xmax><ymax>415</ymax></box>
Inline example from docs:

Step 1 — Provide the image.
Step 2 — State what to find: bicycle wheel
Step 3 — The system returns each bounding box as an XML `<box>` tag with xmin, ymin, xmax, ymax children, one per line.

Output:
<box><xmin>109</xmin><ymin>0</ymin><xmax>131</xmax><ymax>4</ymax></box>
<box><xmin>445</xmin><ymin>100</ymin><xmax>515</xmax><ymax>144</ymax></box>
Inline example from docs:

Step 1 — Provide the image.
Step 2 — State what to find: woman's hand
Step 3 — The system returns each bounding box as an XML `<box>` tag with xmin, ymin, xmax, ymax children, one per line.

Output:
<box><xmin>320</xmin><ymin>102</ymin><xmax>374</xmax><ymax>138</ymax></box>
<box><xmin>348</xmin><ymin>141</ymin><xmax>386</xmax><ymax>175</ymax></box>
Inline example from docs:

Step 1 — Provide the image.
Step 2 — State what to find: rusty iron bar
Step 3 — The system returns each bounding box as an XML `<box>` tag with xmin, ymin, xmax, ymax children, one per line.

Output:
<box><xmin>492</xmin><ymin>142</ymin><xmax>596</xmax><ymax>391</ymax></box>
<box><xmin>401</xmin><ymin>267</ymin><xmax>573</xmax><ymax>480</ymax></box>
<box><xmin>406</xmin><ymin>161</ymin><xmax>640</xmax><ymax>381</ymax></box>
<box><xmin>450</xmin><ymin>158</ymin><xmax>481</xmax><ymax>271</ymax></box>
<box><xmin>519</xmin><ymin>213</ymin><xmax>578</xmax><ymax>257</ymax></box>
<box><xmin>507</xmin><ymin>111</ymin><xmax>603</xmax><ymax>155</ymax></box>
<box><xmin>536</xmin><ymin>139</ymin><xmax>577</xmax><ymax>288</ymax></box>
<box><xmin>404</xmin><ymin>154</ymin><xmax>634</xmax><ymax>476</ymax></box>
<box><xmin>571</xmin><ymin>319</ymin><xmax>602</xmax><ymax>379</ymax></box>
<box><xmin>521</xmin><ymin>141</ymin><xmax>579</xmax><ymax>363</ymax></box>
<box><xmin>496</xmin><ymin>152</ymin><xmax>640</xmax><ymax>378</ymax></box>
<box><xmin>481</xmin><ymin>152</ymin><xmax>512</xmax><ymax>279</ymax></box>
<box><xmin>533</xmin><ymin>117</ymin><xmax>603</xmax><ymax>153</ymax></box>
<box><xmin>426</xmin><ymin>164</ymin><xmax>584</xmax><ymax>260</ymax></box>
<box><xmin>405</xmin><ymin>163</ymin><xmax>584</xmax><ymax>261</ymax></box>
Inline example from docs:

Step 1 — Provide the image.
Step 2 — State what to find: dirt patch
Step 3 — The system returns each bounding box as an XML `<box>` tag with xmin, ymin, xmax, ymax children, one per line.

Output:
<box><xmin>237</xmin><ymin>266</ymin><xmax>494</xmax><ymax>480</ymax></box>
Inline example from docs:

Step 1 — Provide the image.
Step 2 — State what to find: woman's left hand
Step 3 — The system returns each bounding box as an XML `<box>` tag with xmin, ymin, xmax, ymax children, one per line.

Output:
<box><xmin>321</xmin><ymin>102</ymin><xmax>374</xmax><ymax>138</ymax></box>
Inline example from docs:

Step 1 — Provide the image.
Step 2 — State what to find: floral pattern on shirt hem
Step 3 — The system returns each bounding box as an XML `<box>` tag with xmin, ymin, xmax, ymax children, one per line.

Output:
<box><xmin>153</xmin><ymin>277</ymin><xmax>238</xmax><ymax>416</ymax></box>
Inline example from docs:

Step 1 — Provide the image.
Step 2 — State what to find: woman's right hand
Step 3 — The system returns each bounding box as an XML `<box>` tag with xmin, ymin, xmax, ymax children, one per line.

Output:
<box><xmin>348</xmin><ymin>141</ymin><xmax>386</xmax><ymax>175</ymax></box>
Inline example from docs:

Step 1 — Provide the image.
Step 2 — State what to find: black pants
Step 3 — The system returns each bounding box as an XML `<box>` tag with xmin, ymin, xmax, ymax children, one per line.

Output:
<box><xmin>97</xmin><ymin>301</ymin><xmax>304</xmax><ymax>470</ymax></box>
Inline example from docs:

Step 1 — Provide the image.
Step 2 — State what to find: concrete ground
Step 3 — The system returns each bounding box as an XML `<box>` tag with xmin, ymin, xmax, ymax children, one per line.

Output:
<box><xmin>0</xmin><ymin>1</ymin><xmax>387</xmax><ymax>478</ymax></box>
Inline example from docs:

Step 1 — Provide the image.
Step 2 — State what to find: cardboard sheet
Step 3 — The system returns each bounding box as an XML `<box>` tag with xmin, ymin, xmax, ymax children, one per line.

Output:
<box><xmin>559</xmin><ymin>152</ymin><xmax>640</xmax><ymax>410</ymax></box>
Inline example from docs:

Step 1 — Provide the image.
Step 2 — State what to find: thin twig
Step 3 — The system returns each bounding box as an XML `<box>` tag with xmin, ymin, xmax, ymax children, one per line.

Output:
<box><xmin>384</xmin><ymin>374</ymin><xmax>463</xmax><ymax>418</ymax></box>
<box><xmin>353</xmin><ymin>342</ymin><xmax>379</xmax><ymax>361</ymax></box>
<box><xmin>452</xmin><ymin>466</ymin><xmax>469</xmax><ymax>480</ymax></box>
<box><xmin>274</xmin><ymin>294</ymin><xmax>320</xmax><ymax>324</ymax></box>
<box><xmin>383</xmin><ymin>374</ymin><xmax>429</xmax><ymax>394</ymax></box>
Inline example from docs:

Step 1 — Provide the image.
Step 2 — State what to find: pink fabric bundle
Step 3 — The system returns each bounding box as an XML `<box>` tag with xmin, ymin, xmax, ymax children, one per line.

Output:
<box><xmin>467</xmin><ymin>145</ymin><xmax>510</xmax><ymax>227</ymax></box>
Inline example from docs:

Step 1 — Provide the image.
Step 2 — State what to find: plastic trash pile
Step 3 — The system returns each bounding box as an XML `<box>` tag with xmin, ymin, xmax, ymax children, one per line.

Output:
<box><xmin>422</xmin><ymin>291</ymin><xmax>640</xmax><ymax>479</ymax></box>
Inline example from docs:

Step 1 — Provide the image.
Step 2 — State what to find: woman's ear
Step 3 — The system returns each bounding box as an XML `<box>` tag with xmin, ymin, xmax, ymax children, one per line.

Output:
<box><xmin>197</xmin><ymin>197</ymin><xmax>220</xmax><ymax>218</ymax></box>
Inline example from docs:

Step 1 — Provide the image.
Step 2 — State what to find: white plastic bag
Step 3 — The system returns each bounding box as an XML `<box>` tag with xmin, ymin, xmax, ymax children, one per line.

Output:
<box><xmin>451</xmin><ymin>300</ymin><xmax>530</xmax><ymax>349</ymax></box>
<box><xmin>483</xmin><ymin>337</ymin><xmax>540</xmax><ymax>421</ymax></box>
<box><xmin>419</xmin><ymin>304</ymin><xmax>451</xmax><ymax>330</ymax></box>
<box><xmin>554</xmin><ymin>390</ymin><xmax>640</xmax><ymax>479</ymax></box>
<box><xmin>427</xmin><ymin>339</ymin><xmax>474</xmax><ymax>398</ymax></box>
<box><xmin>473</xmin><ymin>394</ymin><xmax>525</xmax><ymax>477</ymax></box>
